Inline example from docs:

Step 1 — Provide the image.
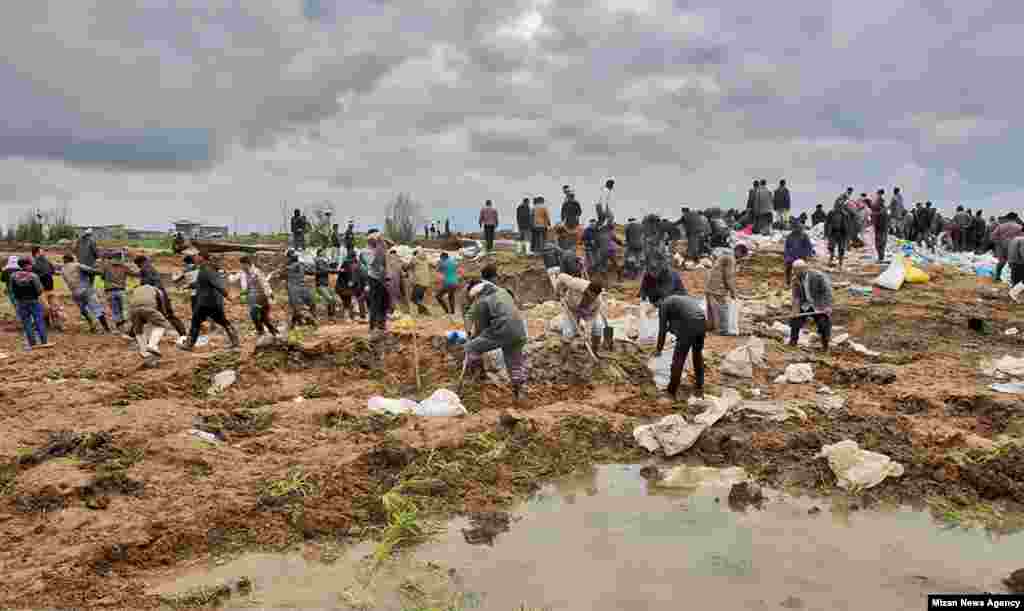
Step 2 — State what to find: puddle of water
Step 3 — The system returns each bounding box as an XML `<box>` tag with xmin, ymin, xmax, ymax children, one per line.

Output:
<box><xmin>152</xmin><ymin>465</ymin><xmax>1022</xmax><ymax>610</ymax></box>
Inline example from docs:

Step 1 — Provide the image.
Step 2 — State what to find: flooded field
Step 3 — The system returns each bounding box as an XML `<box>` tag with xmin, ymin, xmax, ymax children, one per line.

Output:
<box><xmin>155</xmin><ymin>465</ymin><xmax>1021</xmax><ymax>610</ymax></box>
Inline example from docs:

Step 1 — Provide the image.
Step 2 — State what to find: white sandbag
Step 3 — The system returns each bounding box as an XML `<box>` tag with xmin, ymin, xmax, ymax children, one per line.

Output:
<box><xmin>646</xmin><ymin>341</ymin><xmax>685</xmax><ymax>390</ymax></box>
<box><xmin>720</xmin><ymin>300</ymin><xmax>740</xmax><ymax>336</ymax></box>
<box><xmin>874</xmin><ymin>254</ymin><xmax>906</xmax><ymax>290</ymax></box>
<box><xmin>1011</xmin><ymin>282</ymin><xmax>1024</xmax><ymax>303</ymax></box>
<box><xmin>633</xmin><ymin>390</ymin><xmax>740</xmax><ymax>456</ymax></box>
<box><xmin>414</xmin><ymin>389</ymin><xmax>469</xmax><ymax>417</ymax></box>
<box><xmin>773</xmin><ymin>363</ymin><xmax>814</xmax><ymax>384</ymax></box>
<box><xmin>651</xmin><ymin>414</ymin><xmax>704</xmax><ymax>457</ymax></box>
<box><xmin>633</xmin><ymin>425</ymin><xmax>661</xmax><ymax>452</ymax></box>
<box><xmin>721</xmin><ymin>338</ymin><xmax>766</xmax><ymax>378</ymax></box>
<box><xmin>816</xmin><ymin>440</ymin><xmax>904</xmax><ymax>491</ymax></box>
<box><xmin>368</xmin><ymin>396</ymin><xmax>420</xmax><ymax>415</ymax></box>
<box><xmin>636</xmin><ymin>316</ymin><xmax>660</xmax><ymax>345</ymax></box>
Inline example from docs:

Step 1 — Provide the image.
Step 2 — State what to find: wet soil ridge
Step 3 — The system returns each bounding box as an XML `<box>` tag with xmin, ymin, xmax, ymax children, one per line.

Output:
<box><xmin>2</xmin><ymin>246</ymin><xmax>1024</xmax><ymax>607</ymax></box>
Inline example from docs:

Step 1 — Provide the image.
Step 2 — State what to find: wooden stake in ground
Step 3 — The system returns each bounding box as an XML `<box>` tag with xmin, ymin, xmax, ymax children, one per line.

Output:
<box><xmin>412</xmin><ymin>318</ymin><xmax>421</xmax><ymax>392</ymax></box>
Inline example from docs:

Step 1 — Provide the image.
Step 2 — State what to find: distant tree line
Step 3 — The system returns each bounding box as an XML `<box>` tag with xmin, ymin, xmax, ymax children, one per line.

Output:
<box><xmin>3</xmin><ymin>205</ymin><xmax>78</xmax><ymax>243</ymax></box>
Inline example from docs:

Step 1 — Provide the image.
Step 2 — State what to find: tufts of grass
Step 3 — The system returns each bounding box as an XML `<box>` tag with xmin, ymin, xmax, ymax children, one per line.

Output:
<box><xmin>374</xmin><ymin>492</ymin><xmax>439</xmax><ymax>564</ymax></box>
<box><xmin>259</xmin><ymin>468</ymin><xmax>317</xmax><ymax>508</ymax></box>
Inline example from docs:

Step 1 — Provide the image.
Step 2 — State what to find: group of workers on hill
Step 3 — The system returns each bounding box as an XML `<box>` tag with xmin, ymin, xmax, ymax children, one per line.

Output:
<box><xmin>9</xmin><ymin>180</ymin><xmax>1024</xmax><ymax>402</ymax></box>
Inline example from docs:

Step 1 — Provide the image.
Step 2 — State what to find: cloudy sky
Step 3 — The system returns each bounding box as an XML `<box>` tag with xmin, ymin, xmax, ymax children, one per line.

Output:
<box><xmin>2</xmin><ymin>0</ymin><xmax>1022</xmax><ymax>232</ymax></box>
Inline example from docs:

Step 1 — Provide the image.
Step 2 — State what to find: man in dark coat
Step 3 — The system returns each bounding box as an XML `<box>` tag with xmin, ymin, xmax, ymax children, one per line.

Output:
<box><xmin>789</xmin><ymin>259</ymin><xmax>833</xmax><ymax>352</ymax></box>
<box><xmin>871</xmin><ymin>189</ymin><xmax>890</xmax><ymax>262</ymax></box>
<box><xmin>654</xmin><ymin>293</ymin><xmax>707</xmax><ymax>398</ymax></box>
<box><xmin>624</xmin><ymin>217</ymin><xmax>644</xmax><ymax>279</ymax></box>
<box><xmin>516</xmin><ymin>198</ymin><xmax>533</xmax><ymax>253</ymax></box>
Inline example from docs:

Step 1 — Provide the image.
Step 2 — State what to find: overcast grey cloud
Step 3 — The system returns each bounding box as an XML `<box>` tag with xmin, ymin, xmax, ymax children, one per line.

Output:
<box><xmin>2</xmin><ymin>0</ymin><xmax>1023</xmax><ymax>232</ymax></box>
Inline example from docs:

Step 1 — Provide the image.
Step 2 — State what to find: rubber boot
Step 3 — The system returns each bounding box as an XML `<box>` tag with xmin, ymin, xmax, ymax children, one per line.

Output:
<box><xmin>147</xmin><ymin>327</ymin><xmax>165</xmax><ymax>357</ymax></box>
<box><xmin>327</xmin><ymin>302</ymin><xmax>336</xmax><ymax>319</ymax></box>
<box><xmin>98</xmin><ymin>315</ymin><xmax>111</xmax><ymax>333</ymax></box>
<box><xmin>603</xmin><ymin>326</ymin><xmax>614</xmax><ymax>352</ymax></box>
<box><xmin>591</xmin><ymin>334</ymin><xmax>602</xmax><ymax>357</ymax></box>
<box><xmin>821</xmin><ymin>330</ymin><xmax>831</xmax><ymax>354</ymax></box>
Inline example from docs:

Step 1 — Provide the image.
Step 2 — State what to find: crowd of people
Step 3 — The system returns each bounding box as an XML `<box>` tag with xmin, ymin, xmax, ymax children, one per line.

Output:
<box><xmin>7</xmin><ymin>178</ymin><xmax>1024</xmax><ymax>402</ymax></box>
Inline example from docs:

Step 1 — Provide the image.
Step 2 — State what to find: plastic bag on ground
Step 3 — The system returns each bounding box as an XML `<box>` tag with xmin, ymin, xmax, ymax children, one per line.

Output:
<box><xmin>816</xmin><ymin>440</ymin><xmax>905</xmax><ymax>491</ymax></box>
<box><xmin>368</xmin><ymin>397</ymin><xmax>420</xmax><ymax>416</ymax></box>
<box><xmin>991</xmin><ymin>382</ymin><xmax>1024</xmax><ymax>395</ymax></box>
<box><xmin>874</xmin><ymin>253</ymin><xmax>906</xmax><ymax>290</ymax></box>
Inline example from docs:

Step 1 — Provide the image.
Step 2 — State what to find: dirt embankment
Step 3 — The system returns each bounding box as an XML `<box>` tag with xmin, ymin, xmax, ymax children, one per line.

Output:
<box><xmin>1</xmin><ymin>245</ymin><xmax>1023</xmax><ymax>608</ymax></box>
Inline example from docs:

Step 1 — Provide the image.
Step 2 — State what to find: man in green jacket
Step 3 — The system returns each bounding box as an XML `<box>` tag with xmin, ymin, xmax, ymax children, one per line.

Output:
<box><xmin>463</xmin><ymin>271</ymin><xmax>529</xmax><ymax>399</ymax></box>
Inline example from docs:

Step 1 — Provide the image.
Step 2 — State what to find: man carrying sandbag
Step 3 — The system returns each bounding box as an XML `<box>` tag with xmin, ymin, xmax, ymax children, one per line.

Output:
<box><xmin>789</xmin><ymin>259</ymin><xmax>833</xmax><ymax>352</ymax></box>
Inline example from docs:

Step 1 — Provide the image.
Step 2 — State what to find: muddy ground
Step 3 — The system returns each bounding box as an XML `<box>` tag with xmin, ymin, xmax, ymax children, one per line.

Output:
<box><xmin>1</xmin><ymin>241</ymin><xmax>1023</xmax><ymax>608</ymax></box>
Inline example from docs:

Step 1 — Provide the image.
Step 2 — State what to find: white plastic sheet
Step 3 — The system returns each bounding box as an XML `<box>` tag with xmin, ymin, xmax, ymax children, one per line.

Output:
<box><xmin>633</xmin><ymin>390</ymin><xmax>740</xmax><ymax>456</ymax></box>
<box><xmin>773</xmin><ymin>363</ymin><xmax>814</xmax><ymax>384</ymax></box>
<box><xmin>367</xmin><ymin>389</ymin><xmax>468</xmax><ymax>417</ymax></box>
<box><xmin>816</xmin><ymin>440</ymin><xmax>905</xmax><ymax>491</ymax></box>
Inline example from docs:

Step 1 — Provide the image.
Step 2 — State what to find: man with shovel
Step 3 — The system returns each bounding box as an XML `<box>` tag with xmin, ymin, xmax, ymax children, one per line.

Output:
<box><xmin>554</xmin><ymin>273</ymin><xmax>611</xmax><ymax>364</ymax></box>
<box><xmin>462</xmin><ymin>275</ymin><xmax>529</xmax><ymax>399</ymax></box>
<box><xmin>789</xmin><ymin>259</ymin><xmax>833</xmax><ymax>352</ymax></box>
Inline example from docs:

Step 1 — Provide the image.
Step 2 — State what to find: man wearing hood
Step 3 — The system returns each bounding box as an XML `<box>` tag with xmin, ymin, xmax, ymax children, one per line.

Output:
<box><xmin>11</xmin><ymin>257</ymin><xmax>48</xmax><ymax>349</ymax></box>
<box><xmin>531</xmin><ymin>197</ymin><xmax>551</xmax><ymax>253</ymax></box>
<box><xmin>784</xmin><ymin>222</ymin><xmax>815</xmax><ymax>286</ymax></box>
<box><xmin>463</xmin><ymin>271</ymin><xmax>529</xmax><ymax>399</ymax></box>
<box><xmin>516</xmin><ymin>198</ymin><xmax>533</xmax><ymax>254</ymax></box>
<box><xmin>283</xmin><ymin>250</ymin><xmax>317</xmax><ymax>331</ymax></box>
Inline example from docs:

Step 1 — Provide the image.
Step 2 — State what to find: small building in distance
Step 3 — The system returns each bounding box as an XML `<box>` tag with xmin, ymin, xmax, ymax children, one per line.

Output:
<box><xmin>200</xmin><ymin>225</ymin><xmax>229</xmax><ymax>239</ymax></box>
<box><xmin>173</xmin><ymin>220</ymin><xmax>229</xmax><ymax>239</ymax></box>
<box><xmin>173</xmin><ymin>220</ymin><xmax>202</xmax><ymax>239</ymax></box>
<box><xmin>73</xmin><ymin>225</ymin><xmax>126</xmax><ymax>241</ymax></box>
